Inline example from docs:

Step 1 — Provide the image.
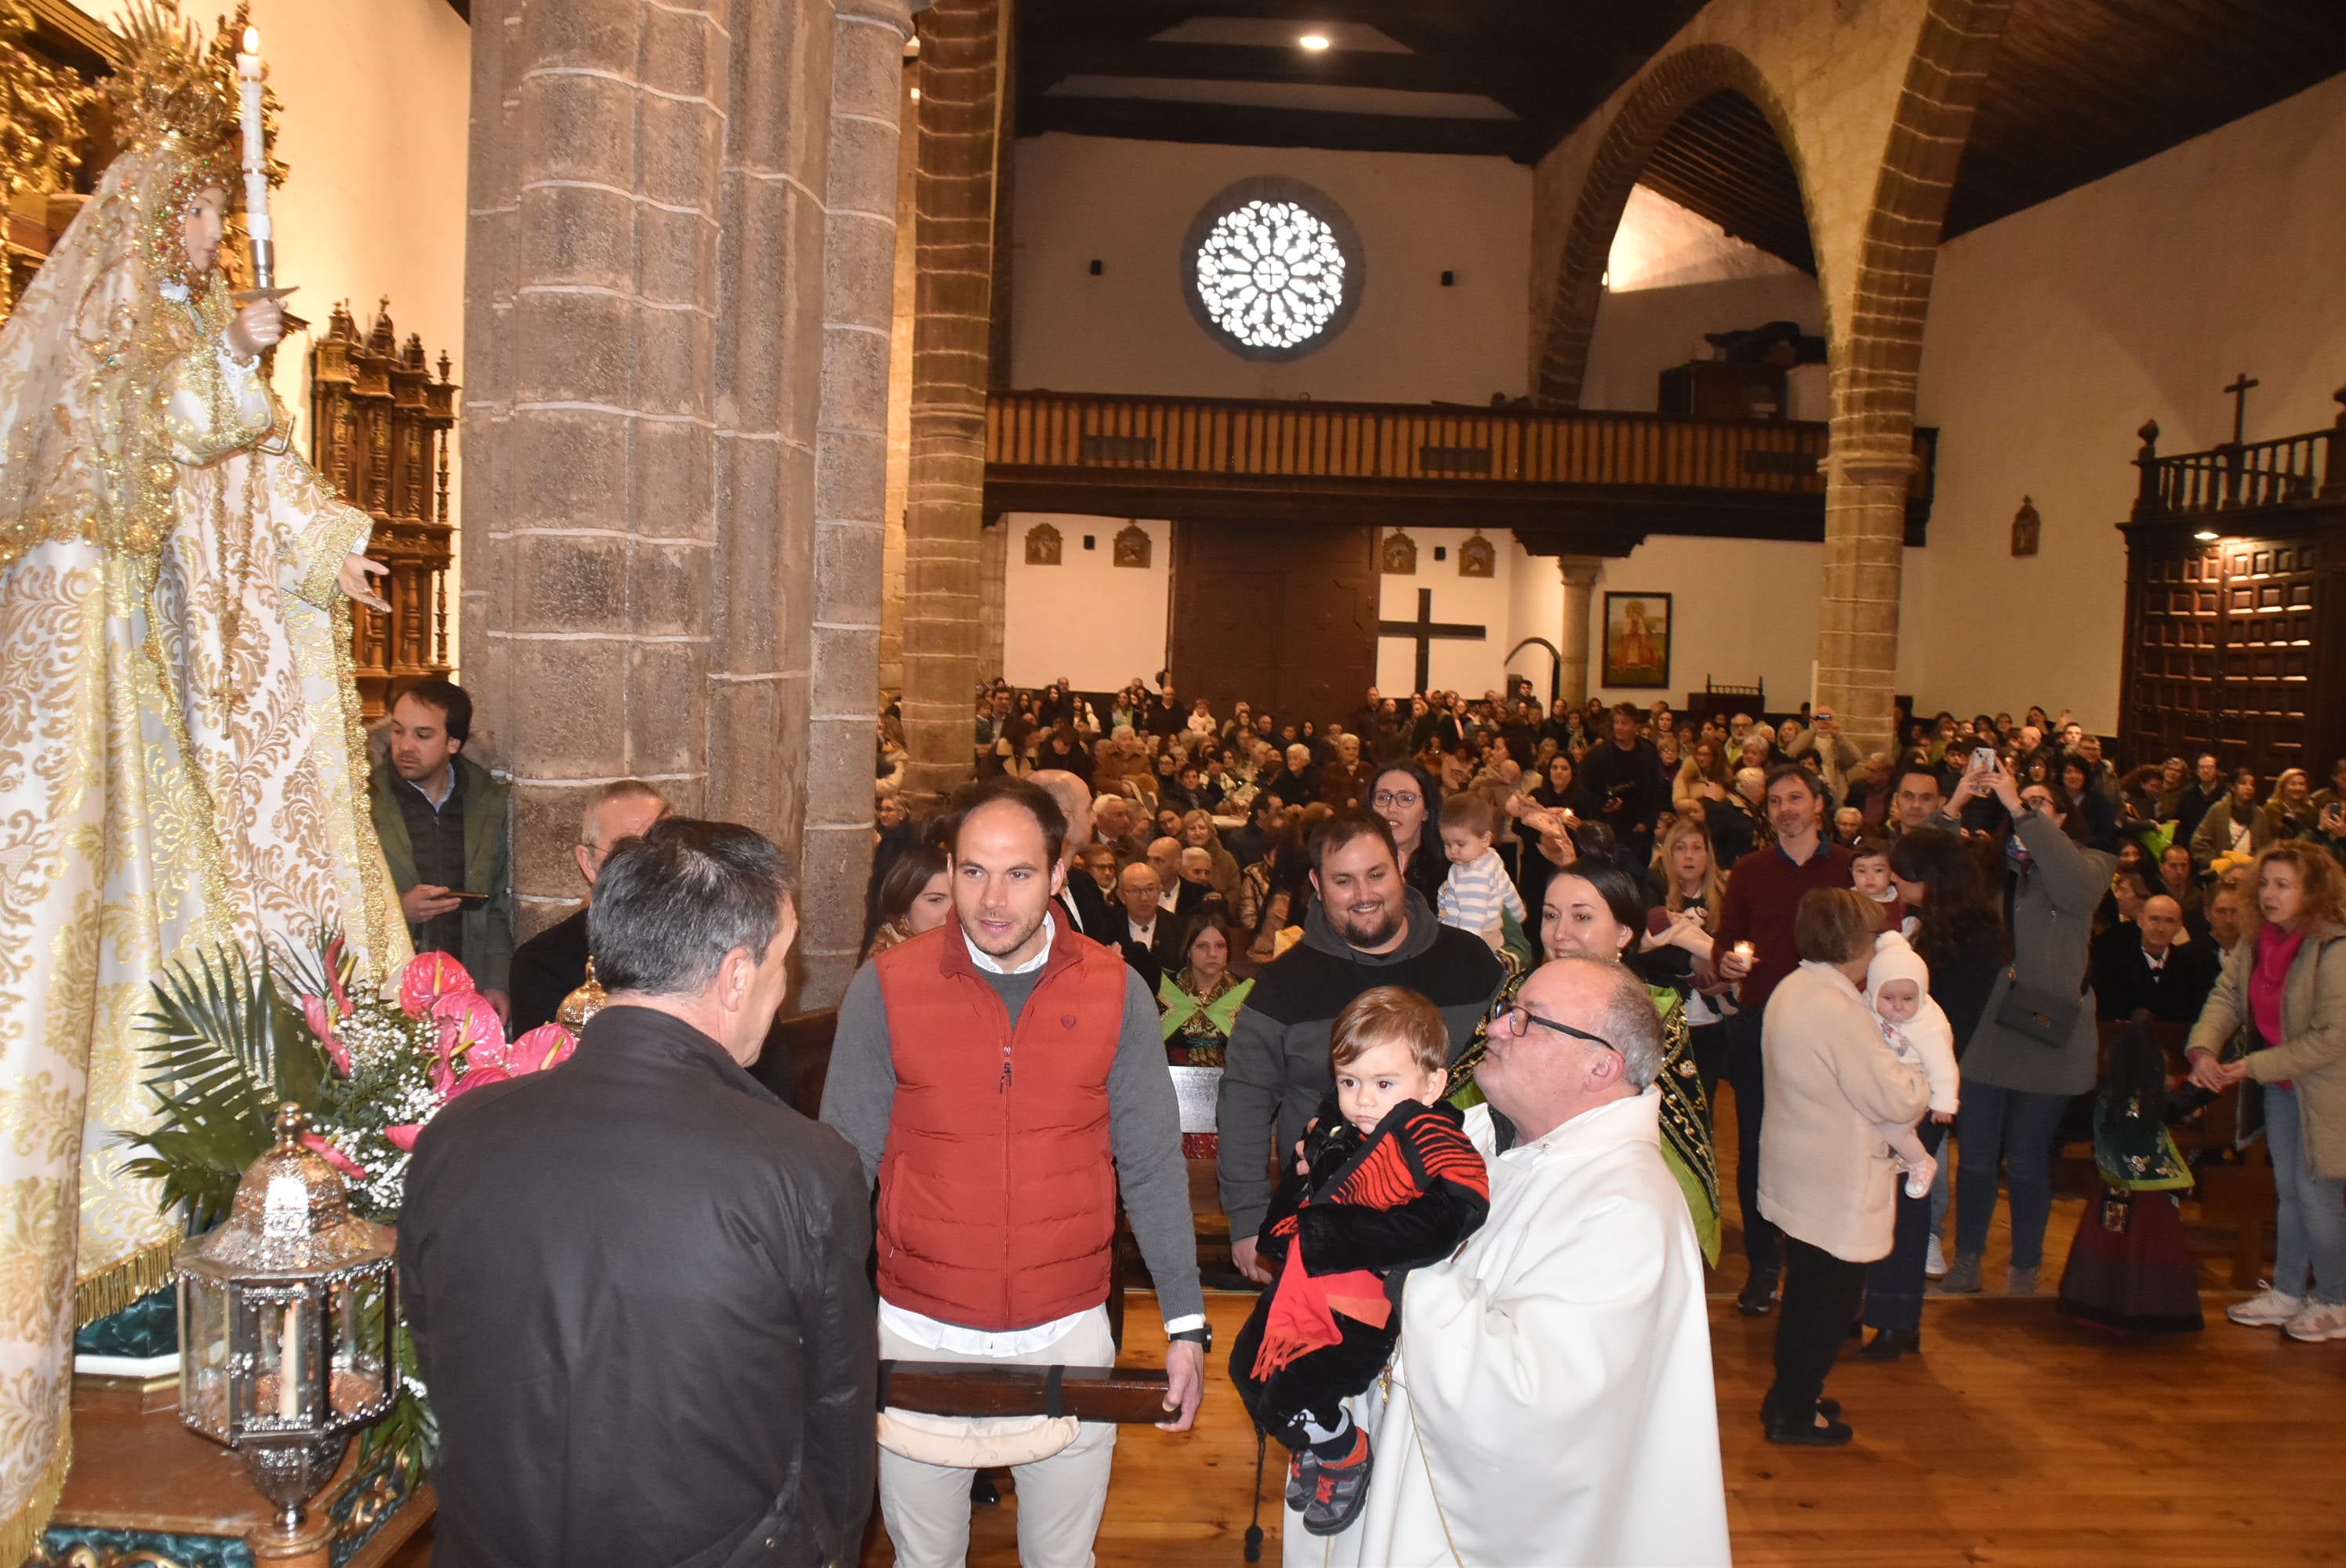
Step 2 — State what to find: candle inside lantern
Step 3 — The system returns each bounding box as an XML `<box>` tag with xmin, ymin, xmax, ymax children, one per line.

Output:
<box><xmin>278</xmin><ymin>1299</ymin><xmax>300</xmax><ymax>1420</ymax></box>
<box><xmin>234</xmin><ymin>27</ymin><xmax>272</xmax><ymax>289</ymax></box>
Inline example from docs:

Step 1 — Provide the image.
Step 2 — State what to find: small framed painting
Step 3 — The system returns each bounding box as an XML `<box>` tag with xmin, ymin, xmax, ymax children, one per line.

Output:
<box><xmin>1601</xmin><ymin>592</ymin><xmax>1672</xmax><ymax>690</ymax></box>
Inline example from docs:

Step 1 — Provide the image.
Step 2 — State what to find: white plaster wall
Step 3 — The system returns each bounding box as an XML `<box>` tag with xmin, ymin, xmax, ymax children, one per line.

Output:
<box><xmin>1000</xmin><ymin>515</ymin><xmax>1171</xmax><ymax>691</ymax></box>
<box><xmin>1375</xmin><ymin>529</ymin><xmax>1520</xmax><ymax>696</ymax></box>
<box><xmin>1905</xmin><ymin>70</ymin><xmax>2346</xmax><ymax>733</ymax></box>
<box><xmin>80</xmin><ymin>0</ymin><xmax>473</xmax><ymax>665</ymax></box>
<box><xmin>1009</xmin><ymin>133</ymin><xmax>1531</xmax><ymax>404</ymax></box>
<box><xmin>1580</xmin><ymin>186</ymin><xmax>1824</xmax><ymax>413</ymax></box>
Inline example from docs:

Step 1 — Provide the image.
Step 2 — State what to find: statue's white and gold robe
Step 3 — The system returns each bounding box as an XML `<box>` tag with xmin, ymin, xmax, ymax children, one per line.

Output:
<box><xmin>0</xmin><ymin>268</ymin><xmax>401</xmax><ymax>1546</ymax></box>
<box><xmin>1300</xmin><ymin>1088</ymin><xmax>1732</xmax><ymax>1568</ymax></box>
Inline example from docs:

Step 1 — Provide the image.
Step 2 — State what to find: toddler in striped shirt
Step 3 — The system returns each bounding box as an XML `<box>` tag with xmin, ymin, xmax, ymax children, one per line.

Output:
<box><xmin>1436</xmin><ymin>790</ymin><xmax>1525</xmax><ymax>951</ymax></box>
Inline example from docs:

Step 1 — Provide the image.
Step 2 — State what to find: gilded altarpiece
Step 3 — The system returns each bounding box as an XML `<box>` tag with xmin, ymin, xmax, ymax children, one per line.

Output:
<box><xmin>310</xmin><ymin>298</ymin><xmax>457</xmax><ymax>717</ymax></box>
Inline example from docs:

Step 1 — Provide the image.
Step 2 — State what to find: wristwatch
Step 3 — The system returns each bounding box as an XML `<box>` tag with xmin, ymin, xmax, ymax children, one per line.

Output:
<box><xmin>1168</xmin><ymin>1324</ymin><xmax>1213</xmax><ymax>1352</ymax></box>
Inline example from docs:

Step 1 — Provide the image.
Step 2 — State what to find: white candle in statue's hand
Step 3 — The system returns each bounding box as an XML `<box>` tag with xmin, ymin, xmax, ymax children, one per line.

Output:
<box><xmin>235</xmin><ymin>29</ymin><xmax>271</xmax><ymax>265</ymax></box>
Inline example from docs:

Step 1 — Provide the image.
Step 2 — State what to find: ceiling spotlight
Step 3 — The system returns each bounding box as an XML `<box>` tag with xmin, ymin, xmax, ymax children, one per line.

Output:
<box><xmin>2193</xmin><ymin>529</ymin><xmax>2220</xmax><ymax>542</ymax></box>
<box><xmin>1298</xmin><ymin>33</ymin><xmax>1331</xmax><ymax>51</ymax></box>
<box><xmin>909</xmin><ymin>87</ymin><xmax>921</xmax><ymax>99</ymax></box>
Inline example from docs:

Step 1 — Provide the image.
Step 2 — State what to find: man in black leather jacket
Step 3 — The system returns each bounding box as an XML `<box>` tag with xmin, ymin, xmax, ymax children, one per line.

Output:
<box><xmin>401</xmin><ymin>819</ymin><xmax>874</xmax><ymax>1568</ymax></box>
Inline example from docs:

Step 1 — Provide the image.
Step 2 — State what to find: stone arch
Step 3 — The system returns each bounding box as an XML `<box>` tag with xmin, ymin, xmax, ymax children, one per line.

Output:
<box><xmin>1534</xmin><ymin>42</ymin><xmax>1818</xmax><ymax>410</ymax></box>
<box><xmin>1816</xmin><ymin>0</ymin><xmax>2017</xmax><ymax>746</ymax></box>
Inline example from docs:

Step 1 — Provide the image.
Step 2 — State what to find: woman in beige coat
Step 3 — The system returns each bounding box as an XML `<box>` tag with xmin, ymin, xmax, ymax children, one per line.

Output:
<box><xmin>2186</xmin><ymin>842</ymin><xmax>2346</xmax><ymax>1342</ymax></box>
<box><xmin>1758</xmin><ymin>887</ymin><xmax>1930</xmax><ymax>1447</ymax></box>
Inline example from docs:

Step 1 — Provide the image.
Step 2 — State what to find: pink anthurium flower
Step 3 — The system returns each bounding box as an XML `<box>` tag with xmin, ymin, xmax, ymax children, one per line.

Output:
<box><xmin>428</xmin><ymin>990</ymin><xmax>503</xmax><ymax>1094</ymax></box>
<box><xmin>383</xmin><ymin>1123</ymin><xmax>423</xmax><ymax>1152</ymax></box>
<box><xmin>507</xmin><ymin>1024</ymin><xmax>576</xmax><ymax>1076</ymax></box>
<box><xmin>300</xmin><ymin>995</ymin><xmax>353</xmax><ymax>1076</ymax></box>
<box><xmin>447</xmin><ymin>1061</ymin><xmax>510</xmax><ymax>1101</ymax></box>
<box><xmin>321</xmin><ymin>933</ymin><xmax>352</xmax><ymax>1019</ymax></box>
<box><xmin>398</xmin><ymin>952</ymin><xmax>475</xmax><ymax>1018</ymax></box>
<box><xmin>300</xmin><ymin>1133</ymin><xmax>364</xmax><ymax>1181</ymax></box>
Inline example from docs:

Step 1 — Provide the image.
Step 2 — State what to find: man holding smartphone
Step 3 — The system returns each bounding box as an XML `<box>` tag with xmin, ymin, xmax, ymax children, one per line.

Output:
<box><xmin>370</xmin><ymin>678</ymin><xmax>515</xmax><ymax>1021</ymax></box>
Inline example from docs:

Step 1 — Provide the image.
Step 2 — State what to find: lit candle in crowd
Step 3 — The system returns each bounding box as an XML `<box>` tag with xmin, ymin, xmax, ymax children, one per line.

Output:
<box><xmin>1732</xmin><ymin>941</ymin><xmax>1755</xmax><ymax>964</ymax></box>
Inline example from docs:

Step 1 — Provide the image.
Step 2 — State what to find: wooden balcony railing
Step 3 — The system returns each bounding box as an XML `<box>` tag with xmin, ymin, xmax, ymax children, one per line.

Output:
<box><xmin>2132</xmin><ymin>393</ymin><xmax>2346</xmax><ymax>519</ymax></box>
<box><xmin>986</xmin><ymin>388</ymin><xmax>1937</xmax><ymax>505</ymax></box>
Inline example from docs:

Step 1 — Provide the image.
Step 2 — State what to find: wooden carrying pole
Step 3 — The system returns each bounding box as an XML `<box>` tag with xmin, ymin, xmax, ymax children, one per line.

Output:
<box><xmin>881</xmin><ymin>1362</ymin><xmax>1172</xmax><ymax>1425</ymax></box>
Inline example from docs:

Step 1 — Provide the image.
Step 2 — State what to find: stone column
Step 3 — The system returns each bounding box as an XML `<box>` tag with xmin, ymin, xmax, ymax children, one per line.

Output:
<box><xmin>462</xmin><ymin>0</ymin><xmax>846</xmax><ymax>938</ymax></box>
<box><xmin>899</xmin><ymin>0</ymin><xmax>1004</xmax><ymax>804</ymax></box>
<box><xmin>1556</xmin><ymin>556</ymin><xmax>1603</xmax><ymax>709</ymax></box>
<box><xmin>878</xmin><ymin>50</ymin><xmax>918</xmax><ymax>696</ymax></box>
<box><xmin>801</xmin><ymin>0</ymin><xmax>917</xmax><ymax>1007</ymax></box>
<box><xmin>977</xmin><ymin>514</ymin><xmax>1008</xmax><ymax>680</ymax></box>
<box><xmin>1817</xmin><ymin>448</ymin><xmax>1915</xmax><ymax>755</ymax></box>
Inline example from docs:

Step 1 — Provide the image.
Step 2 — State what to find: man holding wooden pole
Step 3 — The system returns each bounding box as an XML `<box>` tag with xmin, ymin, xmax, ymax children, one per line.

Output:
<box><xmin>823</xmin><ymin>776</ymin><xmax>1206</xmax><ymax>1568</ymax></box>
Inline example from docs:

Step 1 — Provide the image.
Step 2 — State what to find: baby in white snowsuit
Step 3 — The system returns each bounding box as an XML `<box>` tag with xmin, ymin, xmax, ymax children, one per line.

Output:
<box><xmin>1866</xmin><ymin>931</ymin><xmax>1961</xmax><ymax>1199</ymax></box>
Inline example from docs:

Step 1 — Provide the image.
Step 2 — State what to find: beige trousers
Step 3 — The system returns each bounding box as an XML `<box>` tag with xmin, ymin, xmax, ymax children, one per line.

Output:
<box><xmin>876</xmin><ymin>1308</ymin><xmax>1120</xmax><ymax>1568</ymax></box>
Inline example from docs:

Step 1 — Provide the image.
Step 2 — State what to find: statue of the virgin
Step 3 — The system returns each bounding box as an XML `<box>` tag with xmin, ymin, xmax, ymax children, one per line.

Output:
<box><xmin>0</xmin><ymin>4</ymin><xmax>405</xmax><ymax>1546</ymax></box>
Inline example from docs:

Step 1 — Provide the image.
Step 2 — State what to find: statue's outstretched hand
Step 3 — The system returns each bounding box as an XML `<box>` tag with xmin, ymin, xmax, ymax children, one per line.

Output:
<box><xmin>226</xmin><ymin>297</ymin><xmax>285</xmax><ymax>361</ymax></box>
<box><xmin>338</xmin><ymin>554</ymin><xmax>391</xmax><ymax>613</ymax></box>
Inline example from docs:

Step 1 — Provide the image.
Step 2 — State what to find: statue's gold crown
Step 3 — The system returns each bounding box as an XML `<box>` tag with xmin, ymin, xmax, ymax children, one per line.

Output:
<box><xmin>100</xmin><ymin>0</ymin><xmax>278</xmax><ymax>186</ymax></box>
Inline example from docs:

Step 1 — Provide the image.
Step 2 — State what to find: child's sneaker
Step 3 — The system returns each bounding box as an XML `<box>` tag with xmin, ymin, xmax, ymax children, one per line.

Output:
<box><xmin>1901</xmin><ymin>1149</ymin><xmax>1937</xmax><ymax>1200</ymax></box>
<box><xmin>1283</xmin><ymin>1449</ymin><xmax>1318</xmax><ymax>1512</ymax></box>
<box><xmin>1302</xmin><ymin>1430</ymin><xmax>1373</xmax><ymax>1537</ymax></box>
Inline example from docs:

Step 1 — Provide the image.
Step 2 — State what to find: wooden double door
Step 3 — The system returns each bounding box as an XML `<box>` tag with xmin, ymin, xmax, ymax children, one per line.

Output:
<box><xmin>2121</xmin><ymin>519</ymin><xmax>2339</xmax><ymax>772</ymax></box>
<box><xmin>1168</xmin><ymin>521</ymin><xmax>1377</xmax><ymax>732</ymax></box>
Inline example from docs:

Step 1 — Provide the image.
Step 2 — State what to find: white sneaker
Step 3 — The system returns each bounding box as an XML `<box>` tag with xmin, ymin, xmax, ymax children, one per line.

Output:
<box><xmin>1924</xmin><ymin>1236</ymin><xmax>1947</xmax><ymax>1279</ymax></box>
<box><xmin>2227</xmin><ymin>1288</ymin><xmax>2305</xmax><ymax>1327</ymax></box>
<box><xmin>2282</xmin><ymin>1301</ymin><xmax>2346</xmax><ymax>1342</ymax></box>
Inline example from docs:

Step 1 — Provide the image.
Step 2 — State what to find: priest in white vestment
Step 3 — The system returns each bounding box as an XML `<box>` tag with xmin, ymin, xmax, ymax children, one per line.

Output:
<box><xmin>1304</xmin><ymin>954</ymin><xmax>1732</xmax><ymax>1567</ymax></box>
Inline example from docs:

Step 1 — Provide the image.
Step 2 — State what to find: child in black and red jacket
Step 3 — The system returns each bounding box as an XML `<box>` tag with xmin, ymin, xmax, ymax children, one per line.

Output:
<box><xmin>1229</xmin><ymin>985</ymin><xmax>1490</xmax><ymax>1538</ymax></box>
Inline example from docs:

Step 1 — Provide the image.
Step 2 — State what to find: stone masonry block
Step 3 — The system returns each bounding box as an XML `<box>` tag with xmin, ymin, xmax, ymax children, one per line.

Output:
<box><xmin>511</xmin><ymin>287</ymin><xmax>635</xmax><ymax>406</ymax></box>
<box><xmin>632</xmin><ymin>304</ymin><xmax>714</xmax><ymax>421</ymax></box>
<box><xmin>626</xmin><ymin>537</ymin><xmax>712</xmax><ymax>639</ymax></box>
<box><xmin>510</xmin><ymin>784</ymin><xmax>590</xmax><ymax>912</ymax></box>
<box><xmin>640</xmin><ymin>3</ymin><xmax>716</xmax><ymax>103</ymax></box>
<box><xmin>505</xmin><ymin>406</ymin><xmax>632</xmax><ymax>532</ymax></box>
<box><xmin>518</xmin><ymin>70</ymin><xmax>638</xmax><ymax>188</ymax></box>
<box><xmin>518</xmin><ymin>181</ymin><xmax>636</xmax><ymax>294</ymax></box>
<box><xmin>526</xmin><ymin>0</ymin><xmax>639</xmax><ymax>74</ymax></box>
<box><xmin>509</xmin><ymin>531</ymin><xmax>631</xmax><ymax>636</ymax></box>
<box><xmin>505</xmin><ymin>635</ymin><xmax>632</xmax><ymax>779</ymax></box>
<box><xmin>815</xmin><ymin>429</ymin><xmax>887</xmax><ymax>524</ymax></box>
<box><xmin>638</xmin><ymin>202</ymin><xmax>714</xmax><ymax>307</ymax></box>
<box><xmin>629</xmin><ymin>417</ymin><xmax>715</xmax><ymax>539</ymax></box>
<box><xmin>640</xmin><ymin>93</ymin><xmax>723</xmax><ymax>211</ymax></box>
<box><xmin>822</xmin><ymin>209</ymin><xmax>896</xmax><ymax>331</ymax></box>
<box><xmin>819</xmin><ymin>323</ymin><xmax>892</xmax><ymax>436</ymax></box>
<box><xmin>809</xmin><ymin>625</ymin><xmax>879</xmax><ymax>719</ymax></box>
<box><xmin>624</xmin><ymin>639</ymin><xmax>710</xmax><ymax>779</ymax></box>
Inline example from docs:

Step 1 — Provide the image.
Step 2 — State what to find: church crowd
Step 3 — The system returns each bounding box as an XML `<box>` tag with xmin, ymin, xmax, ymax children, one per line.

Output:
<box><xmin>379</xmin><ymin>668</ymin><xmax>2344</xmax><ymax>1566</ymax></box>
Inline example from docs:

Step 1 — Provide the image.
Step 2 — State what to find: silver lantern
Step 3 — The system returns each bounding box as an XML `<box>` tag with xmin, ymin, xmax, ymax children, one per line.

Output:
<box><xmin>176</xmin><ymin>1103</ymin><xmax>398</xmax><ymax>1552</ymax></box>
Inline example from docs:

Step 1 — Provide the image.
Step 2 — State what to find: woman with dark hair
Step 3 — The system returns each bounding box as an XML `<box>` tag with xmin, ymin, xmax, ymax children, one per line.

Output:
<box><xmin>1857</xmin><ymin>827</ymin><xmax>2006</xmax><ymax>1359</ymax></box>
<box><xmin>1160</xmin><ymin>910</ymin><xmax>1253</xmax><ymax>1164</ymax></box>
<box><xmin>1447</xmin><ymin>857</ymin><xmax>1721</xmax><ymax>1266</ymax></box>
<box><xmin>1041</xmin><ymin>724</ymin><xmax>1092</xmax><ymax>786</ymax></box>
<box><xmin>1937</xmin><ymin>765</ymin><xmax>2115</xmax><ymax>1296</ymax></box>
<box><xmin>2060</xmin><ymin>753</ymin><xmax>2120</xmax><ymax>849</ymax></box>
<box><xmin>1757</xmin><ymin>888</ymin><xmax>1929</xmax><ymax>1445</ymax></box>
<box><xmin>1368</xmin><ymin>760</ymin><xmax>1447</xmax><ymax>908</ymax></box>
<box><xmin>2191</xmin><ymin>766</ymin><xmax>2272</xmax><ymax>873</ymax></box>
<box><xmin>862</xmin><ymin>833</ymin><xmax>952</xmax><ymax>960</ymax></box>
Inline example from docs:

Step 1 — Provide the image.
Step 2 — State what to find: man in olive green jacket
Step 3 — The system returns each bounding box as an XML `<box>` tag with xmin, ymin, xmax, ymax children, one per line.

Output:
<box><xmin>369</xmin><ymin>680</ymin><xmax>515</xmax><ymax>1016</ymax></box>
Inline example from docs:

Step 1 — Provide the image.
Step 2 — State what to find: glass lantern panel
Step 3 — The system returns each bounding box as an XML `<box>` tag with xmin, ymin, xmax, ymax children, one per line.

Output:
<box><xmin>177</xmin><ymin>1275</ymin><xmax>234</xmax><ymax>1442</ymax></box>
<box><xmin>329</xmin><ymin>1271</ymin><xmax>392</xmax><ymax>1417</ymax></box>
<box><xmin>234</xmin><ymin>1288</ymin><xmax>318</xmax><ymax>1430</ymax></box>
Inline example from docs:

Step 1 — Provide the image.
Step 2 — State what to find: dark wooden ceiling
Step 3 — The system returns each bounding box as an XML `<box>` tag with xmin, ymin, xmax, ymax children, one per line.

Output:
<box><xmin>1013</xmin><ymin>0</ymin><xmax>2346</xmax><ymax>263</ymax></box>
<box><xmin>1014</xmin><ymin>0</ymin><xmax>1713</xmax><ymax>165</ymax></box>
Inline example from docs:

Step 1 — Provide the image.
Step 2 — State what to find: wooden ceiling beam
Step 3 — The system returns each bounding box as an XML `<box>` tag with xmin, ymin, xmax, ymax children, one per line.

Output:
<box><xmin>1021</xmin><ymin>38</ymin><xmax>1491</xmax><ymax>97</ymax></box>
<box><xmin>1019</xmin><ymin>95</ymin><xmax>1534</xmax><ymax>162</ymax></box>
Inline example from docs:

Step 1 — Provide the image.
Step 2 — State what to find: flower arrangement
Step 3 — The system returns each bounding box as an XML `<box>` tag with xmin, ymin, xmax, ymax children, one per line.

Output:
<box><xmin>126</xmin><ymin>929</ymin><xmax>575</xmax><ymax>1478</ymax></box>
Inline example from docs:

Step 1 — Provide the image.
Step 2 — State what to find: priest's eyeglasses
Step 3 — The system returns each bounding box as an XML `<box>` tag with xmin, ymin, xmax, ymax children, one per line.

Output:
<box><xmin>1495</xmin><ymin>1005</ymin><xmax>1620</xmax><ymax>1056</ymax></box>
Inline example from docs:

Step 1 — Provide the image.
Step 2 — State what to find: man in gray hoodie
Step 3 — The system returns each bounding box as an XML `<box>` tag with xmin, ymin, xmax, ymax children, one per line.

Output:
<box><xmin>1217</xmin><ymin>811</ymin><xmax>1506</xmax><ymax>1281</ymax></box>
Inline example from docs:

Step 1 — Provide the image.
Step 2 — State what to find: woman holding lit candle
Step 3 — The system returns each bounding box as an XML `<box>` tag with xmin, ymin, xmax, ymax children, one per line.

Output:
<box><xmin>0</xmin><ymin>8</ymin><xmax>411</xmax><ymax>1523</ymax></box>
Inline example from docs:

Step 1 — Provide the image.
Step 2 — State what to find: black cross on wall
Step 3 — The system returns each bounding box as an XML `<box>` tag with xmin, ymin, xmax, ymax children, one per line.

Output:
<box><xmin>1378</xmin><ymin>588</ymin><xmax>1486</xmax><ymax>693</ymax></box>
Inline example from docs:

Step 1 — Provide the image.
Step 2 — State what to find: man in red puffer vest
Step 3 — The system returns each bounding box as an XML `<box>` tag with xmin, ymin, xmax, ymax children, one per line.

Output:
<box><xmin>823</xmin><ymin>777</ymin><xmax>1204</xmax><ymax>1568</ymax></box>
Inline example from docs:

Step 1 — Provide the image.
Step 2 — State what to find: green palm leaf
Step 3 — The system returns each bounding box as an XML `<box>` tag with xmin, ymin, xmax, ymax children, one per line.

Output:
<box><xmin>123</xmin><ymin>942</ymin><xmax>325</xmax><ymax>1232</ymax></box>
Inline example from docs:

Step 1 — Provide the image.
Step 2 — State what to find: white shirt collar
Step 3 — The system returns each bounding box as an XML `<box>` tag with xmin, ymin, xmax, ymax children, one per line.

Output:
<box><xmin>964</xmin><ymin>911</ymin><xmax>1055</xmax><ymax>975</ymax></box>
